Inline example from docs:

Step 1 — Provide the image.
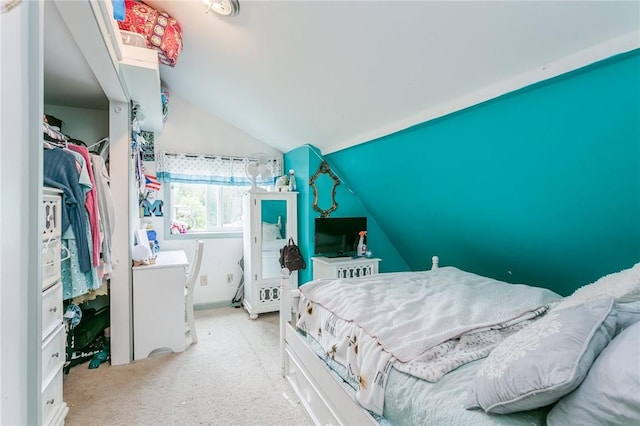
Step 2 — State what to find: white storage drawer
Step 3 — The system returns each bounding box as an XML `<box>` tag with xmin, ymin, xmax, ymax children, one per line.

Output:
<box><xmin>41</xmin><ymin>324</ymin><xmax>65</xmax><ymax>388</ymax></box>
<box><xmin>41</xmin><ymin>367</ymin><xmax>67</xmax><ymax>426</ymax></box>
<box><xmin>42</xmin><ymin>282</ymin><xmax>63</xmax><ymax>339</ymax></box>
<box><xmin>42</xmin><ymin>239</ymin><xmax>62</xmax><ymax>290</ymax></box>
<box><xmin>41</xmin><ymin>188</ymin><xmax>68</xmax><ymax>425</ymax></box>
<box><xmin>42</xmin><ymin>189</ymin><xmax>63</xmax><ymax>241</ymax></box>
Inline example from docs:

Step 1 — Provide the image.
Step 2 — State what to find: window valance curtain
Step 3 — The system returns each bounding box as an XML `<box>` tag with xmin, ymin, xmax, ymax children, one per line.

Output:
<box><xmin>156</xmin><ymin>151</ymin><xmax>282</xmax><ymax>186</ymax></box>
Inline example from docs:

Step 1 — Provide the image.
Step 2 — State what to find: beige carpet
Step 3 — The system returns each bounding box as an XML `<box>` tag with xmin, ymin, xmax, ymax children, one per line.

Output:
<box><xmin>63</xmin><ymin>307</ymin><xmax>313</xmax><ymax>426</ymax></box>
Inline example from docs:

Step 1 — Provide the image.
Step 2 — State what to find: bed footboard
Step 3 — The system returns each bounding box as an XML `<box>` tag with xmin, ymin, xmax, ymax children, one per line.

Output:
<box><xmin>280</xmin><ymin>267</ymin><xmax>377</xmax><ymax>425</ymax></box>
<box><xmin>283</xmin><ymin>323</ymin><xmax>378</xmax><ymax>425</ymax></box>
<box><xmin>279</xmin><ymin>257</ymin><xmax>439</xmax><ymax>425</ymax></box>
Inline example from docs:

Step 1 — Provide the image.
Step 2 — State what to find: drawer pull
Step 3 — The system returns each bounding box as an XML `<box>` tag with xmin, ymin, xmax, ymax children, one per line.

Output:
<box><xmin>51</xmin><ymin>352</ymin><xmax>59</xmax><ymax>358</ymax></box>
<box><xmin>46</xmin><ymin>398</ymin><xmax>55</xmax><ymax>405</ymax></box>
<box><xmin>49</xmin><ymin>306</ymin><xmax>57</xmax><ymax>313</ymax></box>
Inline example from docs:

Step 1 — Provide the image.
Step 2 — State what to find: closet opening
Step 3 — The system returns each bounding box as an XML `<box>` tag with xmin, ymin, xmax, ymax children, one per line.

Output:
<box><xmin>43</xmin><ymin>1</ymin><xmax>114</xmax><ymax>374</ymax></box>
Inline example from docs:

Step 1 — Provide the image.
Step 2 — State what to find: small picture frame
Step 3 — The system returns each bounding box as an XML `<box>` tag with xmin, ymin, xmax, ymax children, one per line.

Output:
<box><xmin>140</xmin><ymin>130</ymin><xmax>155</xmax><ymax>161</ymax></box>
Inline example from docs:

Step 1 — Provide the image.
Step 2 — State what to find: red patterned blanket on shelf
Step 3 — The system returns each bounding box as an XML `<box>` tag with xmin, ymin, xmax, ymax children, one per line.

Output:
<box><xmin>118</xmin><ymin>0</ymin><xmax>183</xmax><ymax>67</ymax></box>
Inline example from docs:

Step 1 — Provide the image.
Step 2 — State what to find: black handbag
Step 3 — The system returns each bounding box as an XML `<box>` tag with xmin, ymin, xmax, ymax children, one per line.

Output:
<box><xmin>279</xmin><ymin>238</ymin><xmax>306</xmax><ymax>271</ymax></box>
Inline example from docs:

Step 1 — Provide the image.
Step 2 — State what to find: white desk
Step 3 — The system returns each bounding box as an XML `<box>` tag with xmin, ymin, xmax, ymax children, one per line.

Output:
<box><xmin>132</xmin><ymin>250</ymin><xmax>189</xmax><ymax>360</ymax></box>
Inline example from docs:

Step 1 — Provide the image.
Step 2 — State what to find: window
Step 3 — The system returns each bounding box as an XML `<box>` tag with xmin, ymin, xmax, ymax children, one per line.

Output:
<box><xmin>157</xmin><ymin>151</ymin><xmax>282</xmax><ymax>237</ymax></box>
<box><xmin>170</xmin><ymin>182</ymin><xmax>267</xmax><ymax>233</ymax></box>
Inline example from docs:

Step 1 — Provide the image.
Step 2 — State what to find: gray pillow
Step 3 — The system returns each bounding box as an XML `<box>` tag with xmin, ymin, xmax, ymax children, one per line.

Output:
<box><xmin>614</xmin><ymin>300</ymin><xmax>640</xmax><ymax>335</ymax></box>
<box><xmin>547</xmin><ymin>320</ymin><xmax>640</xmax><ymax>425</ymax></box>
<box><xmin>467</xmin><ymin>297</ymin><xmax>616</xmax><ymax>414</ymax></box>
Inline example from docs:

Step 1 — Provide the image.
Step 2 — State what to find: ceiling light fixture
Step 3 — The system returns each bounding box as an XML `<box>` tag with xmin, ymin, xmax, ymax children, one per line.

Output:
<box><xmin>202</xmin><ymin>0</ymin><xmax>239</xmax><ymax>17</ymax></box>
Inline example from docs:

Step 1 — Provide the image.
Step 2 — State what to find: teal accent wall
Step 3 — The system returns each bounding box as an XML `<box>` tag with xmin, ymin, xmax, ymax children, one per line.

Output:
<box><xmin>285</xmin><ymin>145</ymin><xmax>409</xmax><ymax>284</ymax></box>
<box><xmin>324</xmin><ymin>50</ymin><xmax>640</xmax><ymax>296</ymax></box>
<box><xmin>284</xmin><ymin>146</ymin><xmax>314</xmax><ymax>284</ymax></box>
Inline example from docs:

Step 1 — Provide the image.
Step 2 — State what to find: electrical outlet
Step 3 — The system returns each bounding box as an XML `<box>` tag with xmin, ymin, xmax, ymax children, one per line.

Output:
<box><xmin>226</xmin><ymin>273</ymin><xmax>233</xmax><ymax>284</ymax></box>
<box><xmin>199</xmin><ymin>275</ymin><xmax>208</xmax><ymax>286</ymax></box>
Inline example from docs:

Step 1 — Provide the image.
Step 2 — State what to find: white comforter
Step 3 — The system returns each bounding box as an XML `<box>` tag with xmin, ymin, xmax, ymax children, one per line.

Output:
<box><xmin>297</xmin><ymin>267</ymin><xmax>561</xmax><ymax>415</ymax></box>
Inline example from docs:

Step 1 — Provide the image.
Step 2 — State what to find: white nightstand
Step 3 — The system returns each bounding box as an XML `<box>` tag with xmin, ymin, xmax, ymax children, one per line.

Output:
<box><xmin>312</xmin><ymin>256</ymin><xmax>381</xmax><ymax>279</ymax></box>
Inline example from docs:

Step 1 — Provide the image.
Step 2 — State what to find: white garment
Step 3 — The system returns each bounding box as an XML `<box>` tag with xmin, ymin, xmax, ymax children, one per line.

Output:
<box><xmin>90</xmin><ymin>154</ymin><xmax>117</xmax><ymax>276</ymax></box>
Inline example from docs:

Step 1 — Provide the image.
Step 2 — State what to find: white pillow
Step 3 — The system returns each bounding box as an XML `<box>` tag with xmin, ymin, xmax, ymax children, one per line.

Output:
<box><xmin>547</xmin><ymin>321</ymin><xmax>640</xmax><ymax>425</ymax></box>
<box><xmin>262</xmin><ymin>222</ymin><xmax>282</xmax><ymax>242</ymax></box>
<box><xmin>556</xmin><ymin>262</ymin><xmax>640</xmax><ymax>309</ymax></box>
<box><xmin>466</xmin><ymin>297</ymin><xmax>616</xmax><ymax>414</ymax></box>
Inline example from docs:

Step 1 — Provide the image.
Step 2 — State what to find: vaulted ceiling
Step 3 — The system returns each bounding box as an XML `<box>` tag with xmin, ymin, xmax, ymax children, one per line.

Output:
<box><xmin>45</xmin><ymin>1</ymin><xmax>640</xmax><ymax>154</ymax></box>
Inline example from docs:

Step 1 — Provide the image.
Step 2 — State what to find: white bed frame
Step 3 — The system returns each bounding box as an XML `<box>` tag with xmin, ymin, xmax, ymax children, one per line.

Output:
<box><xmin>279</xmin><ymin>256</ymin><xmax>440</xmax><ymax>425</ymax></box>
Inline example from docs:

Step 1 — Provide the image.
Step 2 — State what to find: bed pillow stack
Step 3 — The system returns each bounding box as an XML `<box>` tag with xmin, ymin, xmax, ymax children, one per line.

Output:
<box><xmin>465</xmin><ymin>297</ymin><xmax>617</xmax><ymax>413</ymax></box>
<box><xmin>546</xmin><ymin>320</ymin><xmax>640</xmax><ymax>425</ymax></box>
<box><xmin>466</xmin><ymin>261</ymin><xmax>640</xmax><ymax>422</ymax></box>
<box><xmin>555</xmin><ymin>262</ymin><xmax>640</xmax><ymax>308</ymax></box>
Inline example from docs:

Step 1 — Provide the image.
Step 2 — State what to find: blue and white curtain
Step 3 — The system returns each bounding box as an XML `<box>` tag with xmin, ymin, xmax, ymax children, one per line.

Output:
<box><xmin>156</xmin><ymin>151</ymin><xmax>282</xmax><ymax>186</ymax></box>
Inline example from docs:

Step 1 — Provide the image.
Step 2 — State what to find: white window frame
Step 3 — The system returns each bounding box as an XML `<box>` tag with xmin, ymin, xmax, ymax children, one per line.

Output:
<box><xmin>163</xmin><ymin>182</ymin><xmax>251</xmax><ymax>239</ymax></box>
<box><xmin>157</xmin><ymin>151</ymin><xmax>282</xmax><ymax>239</ymax></box>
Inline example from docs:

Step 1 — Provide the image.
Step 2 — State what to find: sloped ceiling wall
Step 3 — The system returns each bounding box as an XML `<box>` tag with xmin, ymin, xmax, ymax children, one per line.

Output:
<box><xmin>147</xmin><ymin>0</ymin><xmax>640</xmax><ymax>155</ymax></box>
<box><xmin>323</xmin><ymin>51</ymin><xmax>640</xmax><ymax>296</ymax></box>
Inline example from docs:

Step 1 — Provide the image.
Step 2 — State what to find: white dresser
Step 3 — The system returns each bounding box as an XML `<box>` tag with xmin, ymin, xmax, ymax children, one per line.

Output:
<box><xmin>41</xmin><ymin>187</ymin><xmax>69</xmax><ymax>425</ymax></box>
<box><xmin>312</xmin><ymin>256</ymin><xmax>381</xmax><ymax>279</ymax></box>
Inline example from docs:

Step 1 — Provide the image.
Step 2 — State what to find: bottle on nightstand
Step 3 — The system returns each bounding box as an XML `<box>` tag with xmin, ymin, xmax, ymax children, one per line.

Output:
<box><xmin>357</xmin><ymin>231</ymin><xmax>367</xmax><ymax>257</ymax></box>
<box><xmin>288</xmin><ymin>169</ymin><xmax>297</xmax><ymax>191</ymax></box>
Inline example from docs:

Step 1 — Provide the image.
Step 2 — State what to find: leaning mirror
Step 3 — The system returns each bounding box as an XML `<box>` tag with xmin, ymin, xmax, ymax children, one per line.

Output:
<box><xmin>260</xmin><ymin>199</ymin><xmax>287</xmax><ymax>279</ymax></box>
<box><xmin>309</xmin><ymin>161</ymin><xmax>340</xmax><ymax>217</ymax></box>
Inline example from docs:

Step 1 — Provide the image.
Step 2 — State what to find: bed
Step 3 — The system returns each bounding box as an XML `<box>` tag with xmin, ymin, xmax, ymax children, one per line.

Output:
<box><xmin>279</xmin><ymin>257</ymin><xmax>640</xmax><ymax>426</ymax></box>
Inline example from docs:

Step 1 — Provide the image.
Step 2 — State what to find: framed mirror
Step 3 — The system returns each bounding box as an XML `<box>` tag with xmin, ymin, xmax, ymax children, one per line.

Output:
<box><xmin>260</xmin><ymin>199</ymin><xmax>287</xmax><ymax>280</ymax></box>
<box><xmin>309</xmin><ymin>161</ymin><xmax>340</xmax><ymax>217</ymax></box>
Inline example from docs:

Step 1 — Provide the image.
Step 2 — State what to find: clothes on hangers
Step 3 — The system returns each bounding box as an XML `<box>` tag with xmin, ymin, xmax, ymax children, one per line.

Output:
<box><xmin>58</xmin><ymin>148</ymin><xmax>100</xmax><ymax>298</ymax></box>
<box><xmin>67</xmin><ymin>144</ymin><xmax>101</xmax><ymax>267</ymax></box>
<box><xmin>42</xmin><ymin>114</ymin><xmax>116</xmax><ymax>300</ymax></box>
<box><xmin>44</xmin><ymin>147</ymin><xmax>105</xmax><ymax>299</ymax></box>
<box><xmin>43</xmin><ymin>120</ymin><xmax>68</xmax><ymax>143</ymax></box>
<box><xmin>44</xmin><ymin>148</ymin><xmax>92</xmax><ymax>274</ymax></box>
<box><xmin>87</xmin><ymin>137</ymin><xmax>108</xmax><ymax>150</ymax></box>
<box><xmin>90</xmin><ymin>153</ymin><xmax>117</xmax><ymax>277</ymax></box>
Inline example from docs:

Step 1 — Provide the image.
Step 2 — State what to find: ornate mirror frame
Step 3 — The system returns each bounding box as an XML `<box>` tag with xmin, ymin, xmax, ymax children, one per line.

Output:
<box><xmin>309</xmin><ymin>161</ymin><xmax>340</xmax><ymax>217</ymax></box>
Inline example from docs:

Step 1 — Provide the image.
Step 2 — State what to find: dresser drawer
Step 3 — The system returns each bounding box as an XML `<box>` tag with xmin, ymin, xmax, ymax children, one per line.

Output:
<box><xmin>312</xmin><ymin>257</ymin><xmax>381</xmax><ymax>280</ymax></box>
<box><xmin>42</xmin><ymin>324</ymin><xmax>65</xmax><ymax>388</ymax></box>
<box><xmin>42</xmin><ymin>367</ymin><xmax>65</xmax><ymax>426</ymax></box>
<box><xmin>42</xmin><ymin>238</ymin><xmax>62</xmax><ymax>290</ymax></box>
<box><xmin>42</xmin><ymin>189</ymin><xmax>62</xmax><ymax>241</ymax></box>
<box><xmin>42</xmin><ymin>282</ymin><xmax>63</xmax><ymax>339</ymax></box>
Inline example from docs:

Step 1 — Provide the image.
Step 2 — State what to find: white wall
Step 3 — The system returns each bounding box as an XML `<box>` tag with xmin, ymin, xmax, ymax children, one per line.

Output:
<box><xmin>1</xmin><ymin>2</ymin><xmax>42</xmax><ymax>423</ymax></box>
<box><xmin>142</xmin><ymin>92</ymin><xmax>282</xmax><ymax>306</ymax></box>
<box><xmin>41</xmin><ymin>106</ymin><xmax>109</xmax><ymax>317</ymax></box>
<box><xmin>44</xmin><ymin>104</ymin><xmax>108</xmax><ymax>146</ymax></box>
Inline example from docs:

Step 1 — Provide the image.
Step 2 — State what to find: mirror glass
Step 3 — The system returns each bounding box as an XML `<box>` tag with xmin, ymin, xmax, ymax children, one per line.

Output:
<box><xmin>260</xmin><ymin>199</ymin><xmax>287</xmax><ymax>279</ymax></box>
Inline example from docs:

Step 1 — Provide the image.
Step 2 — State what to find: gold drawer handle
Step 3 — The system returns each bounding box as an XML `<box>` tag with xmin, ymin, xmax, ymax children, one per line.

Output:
<box><xmin>49</xmin><ymin>306</ymin><xmax>57</xmax><ymax>313</ymax></box>
<box><xmin>46</xmin><ymin>398</ymin><xmax>55</xmax><ymax>405</ymax></box>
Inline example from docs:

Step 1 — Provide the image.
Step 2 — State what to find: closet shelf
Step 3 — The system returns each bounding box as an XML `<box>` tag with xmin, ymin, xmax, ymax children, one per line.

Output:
<box><xmin>95</xmin><ymin>0</ymin><xmax>164</xmax><ymax>134</ymax></box>
<box><xmin>120</xmin><ymin>44</ymin><xmax>164</xmax><ymax>134</ymax></box>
